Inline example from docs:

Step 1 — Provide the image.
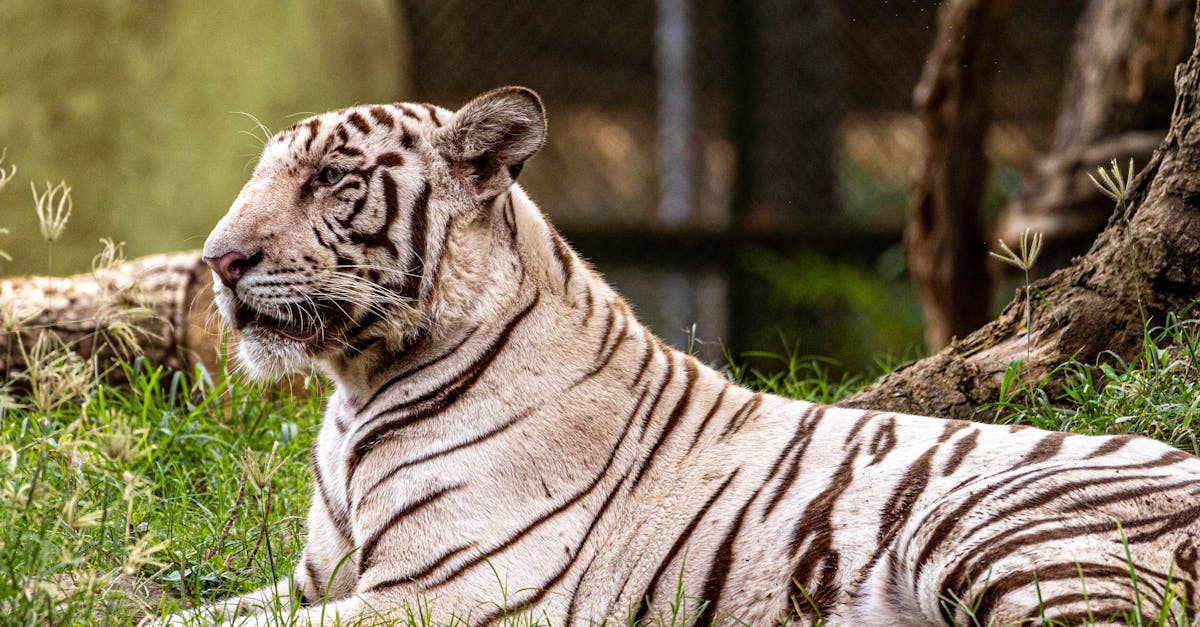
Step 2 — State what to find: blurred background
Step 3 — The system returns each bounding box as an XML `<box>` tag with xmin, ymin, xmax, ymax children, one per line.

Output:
<box><xmin>0</xmin><ymin>0</ymin><xmax>1187</xmax><ymax>374</ymax></box>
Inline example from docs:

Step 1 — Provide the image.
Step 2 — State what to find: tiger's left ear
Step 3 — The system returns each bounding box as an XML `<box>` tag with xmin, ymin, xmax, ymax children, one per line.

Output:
<box><xmin>438</xmin><ymin>86</ymin><xmax>547</xmax><ymax>197</ymax></box>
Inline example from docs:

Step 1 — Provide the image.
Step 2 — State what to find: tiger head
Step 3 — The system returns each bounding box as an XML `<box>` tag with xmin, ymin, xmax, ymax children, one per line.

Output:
<box><xmin>203</xmin><ymin>87</ymin><xmax>547</xmax><ymax>380</ymax></box>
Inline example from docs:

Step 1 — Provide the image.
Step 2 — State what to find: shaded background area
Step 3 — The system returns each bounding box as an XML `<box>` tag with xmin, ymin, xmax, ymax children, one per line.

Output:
<box><xmin>0</xmin><ymin>0</ymin><xmax>1090</xmax><ymax>373</ymax></box>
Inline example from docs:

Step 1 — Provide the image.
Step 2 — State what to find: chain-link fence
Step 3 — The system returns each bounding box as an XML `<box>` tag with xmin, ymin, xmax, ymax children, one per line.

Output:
<box><xmin>0</xmin><ymin>0</ymin><xmax>1086</xmax><ymax>370</ymax></box>
<box><xmin>396</xmin><ymin>0</ymin><xmax>1083</xmax><ymax>367</ymax></box>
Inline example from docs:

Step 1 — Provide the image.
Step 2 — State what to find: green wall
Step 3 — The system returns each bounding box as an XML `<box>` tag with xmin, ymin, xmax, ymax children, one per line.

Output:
<box><xmin>0</xmin><ymin>1</ymin><xmax>407</xmax><ymax>276</ymax></box>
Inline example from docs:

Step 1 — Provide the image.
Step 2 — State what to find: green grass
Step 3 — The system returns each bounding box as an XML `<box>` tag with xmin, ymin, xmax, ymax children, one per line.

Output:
<box><xmin>3</xmin><ymin>314</ymin><xmax>1200</xmax><ymax>625</ymax></box>
<box><xmin>981</xmin><ymin>311</ymin><xmax>1200</xmax><ymax>456</ymax></box>
<box><xmin>0</xmin><ymin>352</ymin><xmax>323</xmax><ymax>625</ymax></box>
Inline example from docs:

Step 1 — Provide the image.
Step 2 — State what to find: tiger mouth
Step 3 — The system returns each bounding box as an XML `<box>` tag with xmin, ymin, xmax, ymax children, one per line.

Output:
<box><xmin>234</xmin><ymin>299</ymin><xmax>324</xmax><ymax>343</ymax></box>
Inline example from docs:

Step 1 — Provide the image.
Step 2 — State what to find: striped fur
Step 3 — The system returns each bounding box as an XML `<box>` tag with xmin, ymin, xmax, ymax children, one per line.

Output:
<box><xmin>171</xmin><ymin>87</ymin><xmax>1200</xmax><ymax>626</ymax></box>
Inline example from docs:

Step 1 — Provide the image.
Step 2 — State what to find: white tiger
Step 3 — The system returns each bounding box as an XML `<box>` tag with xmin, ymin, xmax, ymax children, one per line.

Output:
<box><xmin>167</xmin><ymin>86</ymin><xmax>1200</xmax><ymax>626</ymax></box>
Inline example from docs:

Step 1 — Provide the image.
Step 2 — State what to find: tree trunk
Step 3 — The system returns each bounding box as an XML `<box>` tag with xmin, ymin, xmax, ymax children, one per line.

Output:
<box><xmin>841</xmin><ymin>1</ymin><xmax>1200</xmax><ymax>420</ymax></box>
<box><xmin>1</xmin><ymin>251</ymin><xmax>215</xmax><ymax>381</ymax></box>
<box><xmin>995</xmin><ymin>0</ymin><xmax>1193</xmax><ymax>273</ymax></box>
<box><xmin>906</xmin><ymin>0</ymin><xmax>1012</xmax><ymax>351</ymax></box>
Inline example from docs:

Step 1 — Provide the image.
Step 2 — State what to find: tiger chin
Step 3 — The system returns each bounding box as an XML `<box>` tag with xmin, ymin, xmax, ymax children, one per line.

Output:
<box><xmin>163</xmin><ymin>86</ymin><xmax>1200</xmax><ymax>626</ymax></box>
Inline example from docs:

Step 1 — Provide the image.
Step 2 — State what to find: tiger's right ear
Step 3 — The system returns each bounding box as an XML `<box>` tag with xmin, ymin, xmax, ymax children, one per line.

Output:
<box><xmin>437</xmin><ymin>86</ymin><xmax>547</xmax><ymax>197</ymax></box>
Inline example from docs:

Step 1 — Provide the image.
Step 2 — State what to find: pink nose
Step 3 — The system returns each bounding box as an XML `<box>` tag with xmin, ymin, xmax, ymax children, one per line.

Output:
<box><xmin>203</xmin><ymin>250</ymin><xmax>261</xmax><ymax>288</ymax></box>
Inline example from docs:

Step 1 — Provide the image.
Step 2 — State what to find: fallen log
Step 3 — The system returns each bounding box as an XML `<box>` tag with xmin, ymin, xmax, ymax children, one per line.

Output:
<box><xmin>0</xmin><ymin>251</ymin><xmax>216</xmax><ymax>382</ymax></box>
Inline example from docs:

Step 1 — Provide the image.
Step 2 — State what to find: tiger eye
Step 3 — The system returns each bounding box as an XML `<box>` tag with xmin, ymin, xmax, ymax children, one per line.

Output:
<box><xmin>319</xmin><ymin>166</ymin><xmax>345</xmax><ymax>185</ymax></box>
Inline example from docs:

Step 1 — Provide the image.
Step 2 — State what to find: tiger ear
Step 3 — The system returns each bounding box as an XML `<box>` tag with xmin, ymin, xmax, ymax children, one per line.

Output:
<box><xmin>438</xmin><ymin>86</ymin><xmax>547</xmax><ymax>197</ymax></box>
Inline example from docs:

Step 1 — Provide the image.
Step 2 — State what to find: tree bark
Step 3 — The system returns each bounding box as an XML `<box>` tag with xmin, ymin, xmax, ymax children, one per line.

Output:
<box><xmin>996</xmin><ymin>0</ymin><xmax>1193</xmax><ymax>273</ymax></box>
<box><xmin>841</xmin><ymin>2</ymin><xmax>1200</xmax><ymax>420</ymax></box>
<box><xmin>1</xmin><ymin>251</ymin><xmax>215</xmax><ymax>381</ymax></box>
<box><xmin>906</xmin><ymin>0</ymin><xmax>1012</xmax><ymax>351</ymax></box>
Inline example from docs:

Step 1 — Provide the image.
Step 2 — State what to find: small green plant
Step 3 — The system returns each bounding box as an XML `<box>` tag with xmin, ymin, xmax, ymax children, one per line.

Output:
<box><xmin>31</xmin><ymin>178</ymin><xmax>73</xmax><ymax>274</ymax></box>
<box><xmin>1089</xmin><ymin>158</ymin><xmax>1144</xmax><ymax>322</ymax></box>
<box><xmin>990</xmin><ymin>227</ymin><xmax>1044</xmax><ymax>364</ymax></box>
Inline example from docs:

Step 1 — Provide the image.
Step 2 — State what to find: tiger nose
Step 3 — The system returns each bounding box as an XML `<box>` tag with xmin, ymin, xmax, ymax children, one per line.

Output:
<box><xmin>203</xmin><ymin>250</ymin><xmax>262</xmax><ymax>288</ymax></box>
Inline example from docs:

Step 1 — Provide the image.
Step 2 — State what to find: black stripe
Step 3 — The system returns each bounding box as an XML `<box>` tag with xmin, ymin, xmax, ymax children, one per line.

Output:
<box><xmin>368</xmin><ymin>543</ymin><xmax>473</xmax><ymax>589</ymax></box>
<box><xmin>1020</xmin><ymin>431</ymin><xmax>1069</xmax><ymax>464</ymax></box>
<box><xmin>564</xmin><ymin>551</ymin><xmax>602</xmax><ymax>624</ymax></box>
<box><xmin>1085</xmin><ymin>434</ymin><xmax>1136</xmax><ymax>459</ymax></box>
<box><xmin>369</xmin><ymin>106</ymin><xmax>395</xmax><ymax>129</ymax></box>
<box><xmin>686</xmin><ymin>385</ymin><xmax>729</xmax><ymax>452</ymax></box>
<box><xmin>399</xmin><ymin>179</ymin><xmax>431</xmax><ymax>299</ymax></box>
<box><xmin>696</xmin><ymin>485</ymin><xmax>755</xmax><ymax>626</ymax></box>
<box><xmin>969</xmin><ymin>562</ymin><xmax>1143</xmax><ymax>623</ymax></box>
<box><xmin>303</xmin><ymin>118</ymin><xmax>322</xmax><ymax>152</ymax></box>
<box><xmin>962</xmin><ymin>472</ymin><xmax>1175</xmax><ymax>541</ymax></box>
<box><xmin>358</xmin><ymin>484</ymin><xmax>462</xmax><ymax>575</ymax></box>
<box><xmin>358</xmin><ymin>406</ymin><xmax>534</xmax><ymax>503</ymax></box>
<box><xmin>945</xmin><ymin>453</ymin><xmax>1200</xmax><ymax>554</ymax></box>
<box><xmin>346</xmin><ymin>295</ymin><xmax>540</xmax><ymax>488</ymax></box>
<box><xmin>628</xmin><ymin>358</ymin><xmax>699</xmax><ymax>491</ymax></box>
<box><xmin>414</xmin><ymin>360</ymin><xmax>655</xmax><ymax>592</ymax></box>
<box><xmin>422</xmin><ymin>103</ymin><xmax>443</xmax><ymax>126</ymax></box>
<box><xmin>843</xmin><ymin>411</ymin><xmax>877</xmax><ymax>444</ymax></box>
<box><xmin>581</xmin><ymin>287</ymin><xmax>595</xmax><ymax>326</ymax></box>
<box><xmin>347</xmin><ymin>171</ymin><xmax>406</xmax><ymax>259</ymax></box>
<box><xmin>321</xmin><ymin>215</ymin><xmax>344</xmax><ymax>241</ymax></box>
<box><xmin>1123</xmin><ymin>500</ymin><xmax>1200</xmax><ymax>542</ymax></box>
<box><xmin>311</xmin><ymin>225</ymin><xmax>332</xmax><ymax>249</ymax></box>
<box><xmin>375</xmin><ymin>152</ymin><xmax>405</xmax><ymax>168</ymax></box>
<box><xmin>1065</xmin><ymin>477</ymin><xmax>1200</xmax><ymax>513</ymax></box>
<box><xmin>719</xmin><ymin>393</ymin><xmax>764</xmax><ymax>438</ymax></box>
<box><xmin>940</xmin><ymin>428</ymin><xmax>979</xmax><ymax>476</ymax></box>
<box><xmin>346</xmin><ymin>111</ymin><xmax>372</xmax><ymax>135</ymax></box>
<box><xmin>868</xmin><ymin>417</ymin><xmax>898</xmax><ymax>465</ymax></box>
<box><xmin>550</xmin><ymin>228</ymin><xmax>574</xmax><ymax>288</ymax></box>
<box><xmin>310</xmin><ymin>443</ymin><xmax>353</xmax><ymax>541</ymax></box>
<box><xmin>361</xmin><ymin>325</ymin><xmax>481</xmax><ymax>409</ymax></box>
<box><xmin>636</xmin><ymin>351</ymin><xmax>677</xmax><ymax>442</ymax></box>
<box><xmin>593</xmin><ymin>307</ymin><xmax>615</xmax><ymax>355</ymax></box>
<box><xmin>941</xmin><ymin>518</ymin><xmax>1156</xmax><ymax>609</ymax></box>
<box><xmin>858</xmin><ymin>443</ymin><xmax>940</xmax><ymax>589</ymax></box>
<box><xmin>629</xmin><ymin>328</ymin><xmax>657</xmax><ymax>388</ymax></box>
<box><xmin>788</xmin><ymin>443</ymin><xmax>863</xmax><ymax>614</ymax></box>
<box><xmin>584</xmin><ymin>313</ymin><xmax>628</xmax><ymax>377</ymax></box>
<box><xmin>422</xmin><ymin>212</ymin><xmax>459</xmax><ymax>301</ymax></box>
<box><xmin>759</xmin><ymin>405</ymin><xmax>820</xmax><ymax>520</ymax></box>
<box><xmin>502</xmin><ymin>194</ymin><xmax>517</xmax><ymax>240</ymax></box>
<box><xmin>337</xmin><ymin>192</ymin><xmax>370</xmax><ymax>229</ymax></box>
<box><xmin>634</xmin><ymin>469</ymin><xmax>739</xmax><ymax>624</ymax></box>
<box><xmin>303</xmin><ymin>556</ymin><xmax>322</xmax><ymax>604</ymax></box>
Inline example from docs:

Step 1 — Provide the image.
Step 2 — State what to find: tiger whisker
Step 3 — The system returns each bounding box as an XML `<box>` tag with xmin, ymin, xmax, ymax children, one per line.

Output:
<box><xmin>233</xmin><ymin>111</ymin><xmax>274</xmax><ymax>146</ymax></box>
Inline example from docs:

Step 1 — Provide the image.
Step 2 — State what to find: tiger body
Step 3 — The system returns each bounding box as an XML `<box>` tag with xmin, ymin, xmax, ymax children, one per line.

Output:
<box><xmin>176</xmin><ymin>87</ymin><xmax>1200</xmax><ymax>626</ymax></box>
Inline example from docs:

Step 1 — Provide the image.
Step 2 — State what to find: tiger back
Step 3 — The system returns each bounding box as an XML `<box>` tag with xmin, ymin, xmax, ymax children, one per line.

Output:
<box><xmin>168</xmin><ymin>87</ymin><xmax>1200</xmax><ymax>626</ymax></box>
